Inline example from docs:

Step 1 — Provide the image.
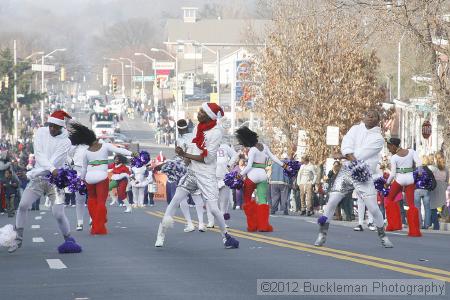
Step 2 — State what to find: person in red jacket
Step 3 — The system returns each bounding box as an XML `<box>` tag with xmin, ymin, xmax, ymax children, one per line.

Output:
<box><xmin>109</xmin><ymin>154</ymin><xmax>131</xmax><ymax>212</ymax></box>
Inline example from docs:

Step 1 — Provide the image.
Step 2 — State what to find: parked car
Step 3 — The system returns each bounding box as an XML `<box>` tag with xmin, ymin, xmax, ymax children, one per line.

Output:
<box><xmin>92</xmin><ymin>121</ymin><xmax>115</xmax><ymax>136</ymax></box>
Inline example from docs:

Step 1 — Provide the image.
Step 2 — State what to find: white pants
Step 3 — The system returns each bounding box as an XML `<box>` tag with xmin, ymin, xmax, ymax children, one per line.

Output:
<box><xmin>132</xmin><ymin>186</ymin><xmax>145</xmax><ymax>207</ymax></box>
<box><xmin>357</xmin><ymin>196</ymin><xmax>374</xmax><ymax>225</ymax></box>
<box><xmin>180</xmin><ymin>194</ymin><xmax>204</xmax><ymax>226</ymax></box>
<box><xmin>207</xmin><ymin>186</ymin><xmax>231</xmax><ymax>225</ymax></box>
<box><xmin>75</xmin><ymin>192</ymin><xmax>86</xmax><ymax>224</ymax></box>
<box><xmin>161</xmin><ymin>170</ymin><xmax>227</xmax><ymax>235</ymax></box>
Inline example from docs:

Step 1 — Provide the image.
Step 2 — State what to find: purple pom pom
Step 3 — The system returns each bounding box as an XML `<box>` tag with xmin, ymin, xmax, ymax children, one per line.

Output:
<box><xmin>374</xmin><ymin>177</ymin><xmax>390</xmax><ymax>197</ymax></box>
<box><xmin>224</xmin><ymin>171</ymin><xmax>244</xmax><ymax>189</ymax></box>
<box><xmin>131</xmin><ymin>151</ymin><xmax>151</xmax><ymax>168</ymax></box>
<box><xmin>413</xmin><ymin>168</ymin><xmax>433</xmax><ymax>190</ymax></box>
<box><xmin>317</xmin><ymin>216</ymin><xmax>328</xmax><ymax>225</ymax></box>
<box><xmin>58</xmin><ymin>237</ymin><xmax>82</xmax><ymax>253</ymax></box>
<box><xmin>223</xmin><ymin>213</ymin><xmax>230</xmax><ymax>220</ymax></box>
<box><xmin>346</xmin><ymin>160</ymin><xmax>371</xmax><ymax>183</ymax></box>
<box><xmin>283</xmin><ymin>160</ymin><xmax>301</xmax><ymax>178</ymax></box>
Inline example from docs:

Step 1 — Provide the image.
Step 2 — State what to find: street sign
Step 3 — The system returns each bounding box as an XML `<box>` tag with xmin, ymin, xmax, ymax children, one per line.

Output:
<box><xmin>32</xmin><ymin>64</ymin><xmax>55</xmax><ymax>72</ymax></box>
<box><xmin>132</xmin><ymin>75</ymin><xmax>155</xmax><ymax>82</ymax></box>
<box><xmin>153</xmin><ymin>61</ymin><xmax>175</xmax><ymax>70</ymax></box>
<box><xmin>326</xmin><ymin>126</ymin><xmax>340</xmax><ymax>146</ymax></box>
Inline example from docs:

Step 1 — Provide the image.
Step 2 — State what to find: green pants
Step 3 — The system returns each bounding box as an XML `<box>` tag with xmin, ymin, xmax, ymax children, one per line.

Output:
<box><xmin>256</xmin><ymin>181</ymin><xmax>269</xmax><ymax>204</ymax></box>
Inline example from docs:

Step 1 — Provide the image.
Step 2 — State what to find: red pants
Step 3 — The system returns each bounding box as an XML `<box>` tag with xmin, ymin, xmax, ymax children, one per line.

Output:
<box><xmin>242</xmin><ymin>178</ymin><xmax>273</xmax><ymax>232</ymax></box>
<box><xmin>87</xmin><ymin>179</ymin><xmax>109</xmax><ymax>235</ymax></box>
<box><xmin>385</xmin><ymin>181</ymin><xmax>421</xmax><ymax>237</ymax></box>
<box><xmin>117</xmin><ymin>179</ymin><xmax>128</xmax><ymax>201</ymax></box>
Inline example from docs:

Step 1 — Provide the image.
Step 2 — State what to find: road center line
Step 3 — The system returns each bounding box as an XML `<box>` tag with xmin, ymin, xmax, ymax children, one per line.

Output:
<box><xmin>32</xmin><ymin>237</ymin><xmax>45</xmax><ymax>243</ymax></box>
<box><xmin>146</xmin><ymin>210</ymin><xmax>450</xmax><ymax>282</ymax></box>
<box><xmin>46</xmin><ymin>259</ymin><xmax>67</xmax><ymax>269</ymax></box>
<box><xmin>31</xmin><ymin>225</ymin><xmax>40</xmax><ymax>229</ymax></box>
<box><xmin>35</xmin><ymin>216</ymin><xmax>42</xmax><ymax>220</ymax></box>
<box><xmin>40</xmin><ymin>212</ymin><xmax>46</xmax><ymax>215</ymax></box>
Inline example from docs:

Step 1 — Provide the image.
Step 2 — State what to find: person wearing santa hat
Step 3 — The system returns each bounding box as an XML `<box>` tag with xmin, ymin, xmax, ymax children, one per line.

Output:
<box><xmin>155</xmin><ymin>102</ymin><xmax>239</xmax><ymax>249</ymax></box>
<box><xmin>68</xmin><ymin>123</ymin><xmax>135</xmax><ymax>235</ymax></box>
<box><xmin>8</xmin><ymin>110</ymin><xmax>82</xmax><ymax>253</ymax></box>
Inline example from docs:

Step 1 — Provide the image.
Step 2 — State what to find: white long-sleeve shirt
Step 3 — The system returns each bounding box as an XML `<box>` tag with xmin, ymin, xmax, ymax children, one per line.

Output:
<box><xmin>189</xmin><ymin>125</ymin><xmax>223</xmax><ymax>175</ymax></box>
<box><xmin>67</xmin><ymin>145</ymin><xmax>88</xmax><ymax>174</ymax></box>
<box><xmin>240</xmin><ymin>144</ymin><xmax>284</xmax><ymax>177</ymax></box>
<box><xmin>297</xmin><ymin>163</ymin><xmax>317</xmax><ymax>185</ymax></box>
<box><xmin>27</xmin><ymin>127</ymin><xmax>72</xmax><ymax>179</ymax></box>
<box><xmin>81</xmin><ymin>143</ymin><xmax>132</xmax><ymax>184</ymax></box>
<box><xmin>216</xmin><ymin>144</ymin><xmax>237</xmax><ymax>179</ymax></box>
<box><xmin>341</xmin><ymin>122</ymin><xmax>384</xmax><ymax>175</ymax></box>
<box><xmin>387</xmin><ymin>149</ymin><xmax>422</xmax><ymax>186</ymax></box>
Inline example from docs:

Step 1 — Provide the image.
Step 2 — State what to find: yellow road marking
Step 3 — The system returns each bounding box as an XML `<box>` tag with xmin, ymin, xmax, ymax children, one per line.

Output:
<box><xmin>146</xmin><ymin>210</ymin><xmax>450</xmax><ymax>282</ymax></box>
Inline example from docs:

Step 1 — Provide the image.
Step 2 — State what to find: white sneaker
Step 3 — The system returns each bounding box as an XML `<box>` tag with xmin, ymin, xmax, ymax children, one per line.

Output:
<box><xmin>206</xmin><ymin>223</ymin><xmax>215</xmax><ymax>228</ymax></box>
<box><xmin>198</xmin><ymin>224</ymin><xmax>206</xmax><ymax>232</ymax></box>
<box><xmin>155</xmin><ymin>224</ymin><xmax>165</xmax><ymax>247</ymax></box>
<box><xmin>235</xmin><ymin>206</ymin><xmax>241</xmax><ymax>210</ymax></box>
<box><xmin>367</xmin><ymin>223</ymin><xmax>376</xmax><ymax>231</ymax></box>
<box><xmin>183</xmin><ymin>224</ymin><xmax>195</xmax><ymax>232</ymax></box>
<box><xmin>76</xmin><ymin>224</ymin><xmax>83</xmax><ymax>231</ymax></box>
<box><xmin>225</xmin><ymin>224</ymin><xmax>230</xmax><ymax>228</ymax></box>
<box><xmin>124</xmin><ymin>206</ymin><xmax>132</xmax><ymax>213</ymax></box>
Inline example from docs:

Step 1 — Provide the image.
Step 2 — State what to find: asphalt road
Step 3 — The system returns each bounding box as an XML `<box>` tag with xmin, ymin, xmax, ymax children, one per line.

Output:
<box><xmin>0</xmin><ymin>104</ymin><xmax>449</xmax><ymax>300</ymax></box>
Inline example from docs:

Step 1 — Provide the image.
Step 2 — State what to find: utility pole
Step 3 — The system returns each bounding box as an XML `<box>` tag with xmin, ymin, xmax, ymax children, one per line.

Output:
<box><xmin>13</xmin><ymin>40</ymin><xmax>18</xmax><ymax>142</ymax></box>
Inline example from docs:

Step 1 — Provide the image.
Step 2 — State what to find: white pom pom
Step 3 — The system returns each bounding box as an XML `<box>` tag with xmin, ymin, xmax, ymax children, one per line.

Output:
<box><xmin>0</xmin><ymin>224</ymin><xmax>17</xmax><ymax>247</ymax></box>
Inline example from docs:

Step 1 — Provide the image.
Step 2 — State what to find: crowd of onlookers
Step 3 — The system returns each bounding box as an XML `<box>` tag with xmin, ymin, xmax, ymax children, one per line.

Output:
<box><xmin>0</xmin><ymin>112</ymin><xmax>42</xmax><ymax>217</ymax></box>
<box><xmin>265</xmin><ymin>151</ymin><xmax>450</xmax><ymax>230</ymax></box>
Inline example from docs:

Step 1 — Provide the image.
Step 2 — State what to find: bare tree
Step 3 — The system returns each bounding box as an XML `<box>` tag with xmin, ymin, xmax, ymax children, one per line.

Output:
<box><xmin>331</xmin><ymin>0</ymin><xmax>450</xmax><ymax>164</ymax></box>
<box><xmin>251</xmin><ymin>0</ymin><xmax>386</xmax><ymax>163</ymax></box>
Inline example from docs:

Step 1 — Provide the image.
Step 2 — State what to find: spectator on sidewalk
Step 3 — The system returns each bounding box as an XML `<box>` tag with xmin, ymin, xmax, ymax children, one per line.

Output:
<box><xmin>429</xmin><ymin>153</ymin><xmax>449</xmax><ymax>230</ymax></box>
<box><xmin>2</xmin><ymin>169</ymin><xmax>19</xmax><ymax>217</ymax></box>
<box><xmin>297</xmin><ymin>156</ymin><xmax>317</xmax><ymax>216</ymax></box>
<box><xmin>270</xmin><ymin>157</ymin><xmax>291</xmax><ymax>215</ymax></box>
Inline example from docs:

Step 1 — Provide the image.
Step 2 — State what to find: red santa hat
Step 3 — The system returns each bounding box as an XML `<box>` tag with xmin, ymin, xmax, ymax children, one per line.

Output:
<box><xmin>47</xmin><ymin>110</ymin><xmax>71</xmax><ymax>127</ymax></box>
<box><xmin>201</xmin><ymin>102</ymin><xmax>224</xmax><ymax>120</ymax></box>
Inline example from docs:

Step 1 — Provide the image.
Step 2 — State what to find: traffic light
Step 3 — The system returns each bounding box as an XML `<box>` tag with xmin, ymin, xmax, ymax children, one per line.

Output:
<box><xmin>156</xmin><ymin>78</ymin><xmax>161</xmax><ymax>89</ymax></box>
<box><xmin>112</xmin><ymin>77</ymin><xmax>118</xmax><ymax>93</ymax></box>
<box><xmin>60</xmin><ymin>66</ymin><xmax>66</xmax><ymax>82</ymax></box>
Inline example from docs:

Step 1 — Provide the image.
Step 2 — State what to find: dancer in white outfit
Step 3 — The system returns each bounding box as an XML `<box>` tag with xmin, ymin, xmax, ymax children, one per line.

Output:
<box><xmin>8</xmin><ymin>110</ymin><xmax>81</xmax><ymax>253</ymax></box>
<box><xmin>206</xmin><ymin>143</ymin><xmax>238</xmax><ymax>228</ymax></box>
<box><xmin>131</xmin><ymin>165</ymin><xmax>147</xmax><ymax>207</ymax></box>
<box><xmin>67</xmin><ymin>144</ymin><xmax>88</xmax><ymax>231</ymax></box>
<box><xmin>176</xmin><ymin>119</ymin><xmax>206</xmax><ymax>233</ymax></box>
<box><xmin>155</xmin><ymin>103</ymin><xmax>239</xmax><ymax>248</ymax></box>
<box><xmin>236</xmin><ymin>126</ymin><xmax>286</xmax><ymax>232</ymax></box>
<box><xmin>314</xmin><ymin>110</ymin><xmax>393</xmax><ymax>248</ymax></box>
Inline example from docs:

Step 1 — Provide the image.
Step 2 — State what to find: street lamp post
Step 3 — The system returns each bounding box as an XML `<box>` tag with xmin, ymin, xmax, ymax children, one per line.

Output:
<box><xmin>134</xmin><ymin>52</ymin><xmax>157</xmax><ymax>85</ymax></box>
<box><xmin>120</xmin><ymin>57</ymin><xmax>135</xmax><ymax>97</ymax></box>
<box><xmin>41</xmin><ymin>48</ymin><xmax>66</xmax><ymax>93</ymax></box>
<box><xmin>126</xmin><ymin>65</ymin><xmax>145</xmax><ymax>99</ymax></box>
<box><xmin>151</xmin><ymin>48</ymin><xmax>179</xmax><ymax>126</ymax></box>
